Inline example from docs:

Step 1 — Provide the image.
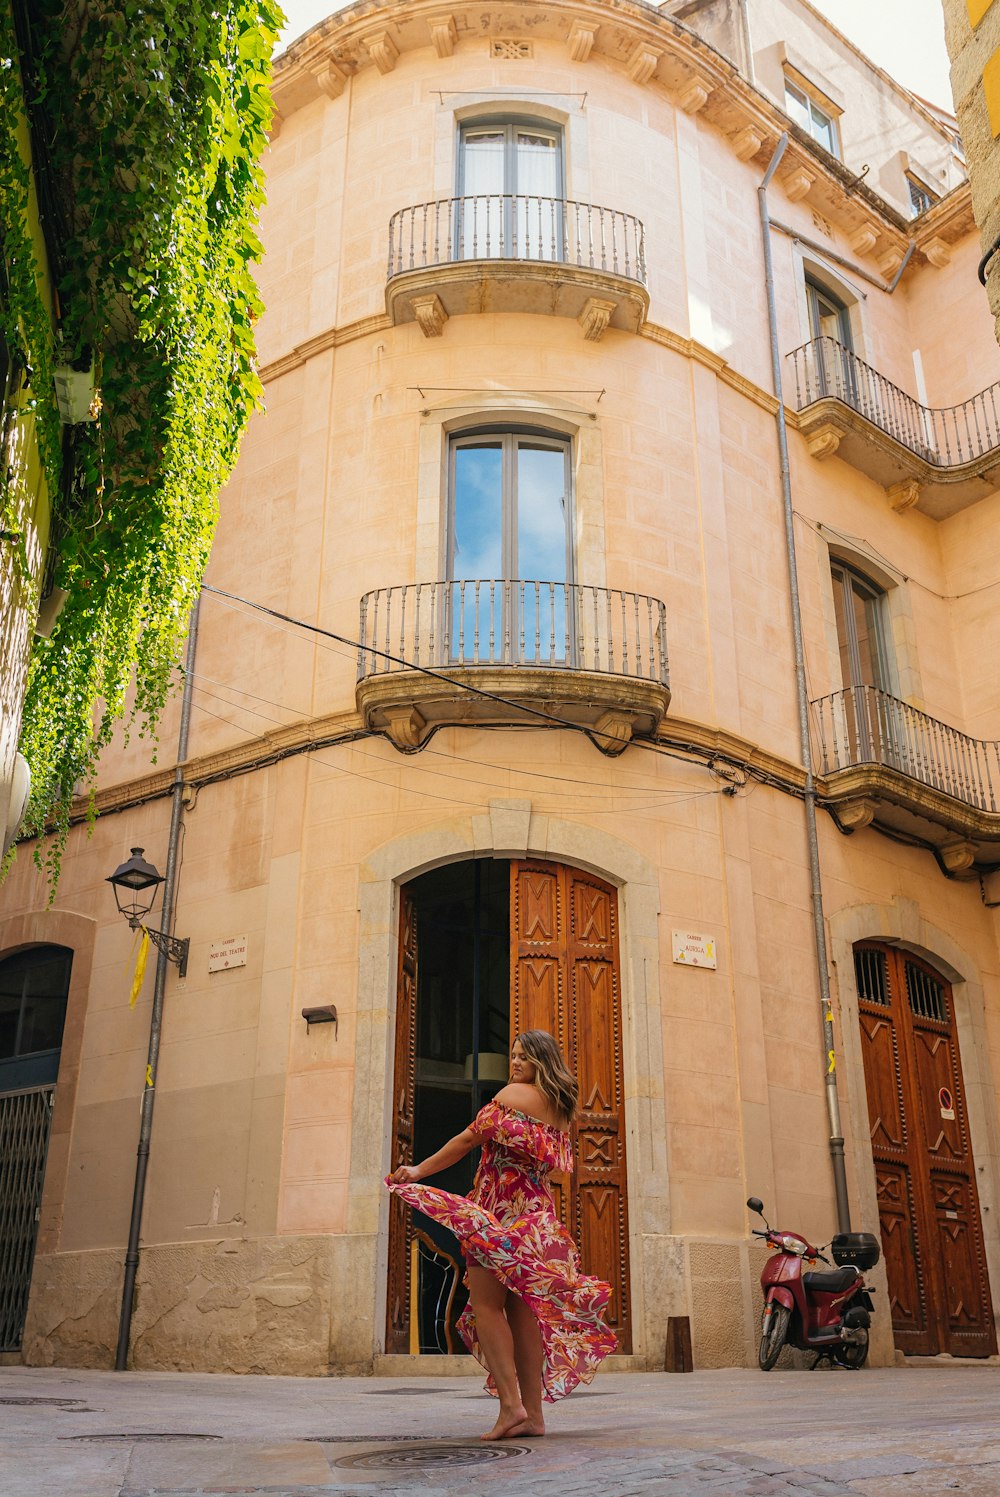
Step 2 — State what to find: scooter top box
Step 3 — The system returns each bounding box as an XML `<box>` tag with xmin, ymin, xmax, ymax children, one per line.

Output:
<box><xmin>831</xmin><ymin>1232</ymin><xmax>880</xmax><ymax>1269</ymax></box>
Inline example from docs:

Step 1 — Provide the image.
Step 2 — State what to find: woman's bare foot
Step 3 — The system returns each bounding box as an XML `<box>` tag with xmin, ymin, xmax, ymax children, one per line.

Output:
<box><xmin>507</xmin><ymin>1415</ymin><xmax>545</xmax><ymax>1437</ymax></box>
<box><xmin>481</xmin><ymin>1403</ymin><xmax>528</xmax><ymax>1441</ymax></box>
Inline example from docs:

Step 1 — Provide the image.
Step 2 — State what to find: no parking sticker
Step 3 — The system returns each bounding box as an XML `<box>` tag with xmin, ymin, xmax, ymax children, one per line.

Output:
<box><xmin>939</xmin><ymin>1086</ymin><xmax>956</xmax><ymax>1120</ymax></box>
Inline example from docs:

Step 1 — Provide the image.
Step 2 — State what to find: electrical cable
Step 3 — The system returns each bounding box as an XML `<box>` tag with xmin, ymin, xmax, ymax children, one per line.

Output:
<box><xmin>198</xmin><ymin>581</ymin><xmax>782</xmax><ymax>793</ymax></box>
<box><xmin>190</xmin><ymin>672</ymin><xmax>714</xmax><ymax>802</ymax></box>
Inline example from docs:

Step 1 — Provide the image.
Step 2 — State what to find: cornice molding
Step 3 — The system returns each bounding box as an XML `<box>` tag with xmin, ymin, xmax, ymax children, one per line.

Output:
<box><xmin>269</xmin><ymin>0</ymin><xmax>924</xmax><ymax>256</ymax></box>
<box><xmin>258</xmin><ymin>311</ymin><xmax>784</xmax><ymax>419</ymax></box>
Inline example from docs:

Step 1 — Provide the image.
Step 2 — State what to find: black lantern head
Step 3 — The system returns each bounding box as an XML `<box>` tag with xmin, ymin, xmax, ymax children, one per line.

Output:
<box><xmin>107</xmin><ymin>847</ymin><xmax>164</xmax><ymax>923</ymax></box>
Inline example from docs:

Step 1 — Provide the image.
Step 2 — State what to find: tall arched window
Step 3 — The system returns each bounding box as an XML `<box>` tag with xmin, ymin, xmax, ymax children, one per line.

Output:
<box><xmin>830</xmin><ymin>561</ymin><xmax>891</xmax><ymax>693</ymax></box>
<box><xmin>447</xmin><ymin>428</ymin><xmax>573</xmax><ymax>662</ymax></box>
<box><xmin>806</xmin><ymin>276</ymin><xmax>852</xmax><ymax>350</ymax></box>
<box><xmin>0</xmin><ymin>945</ymin><xmax>72</xmax><ymax>1092</ymax></box>
<box><xmin>457</xmin><ymin>119</ymin><xmax>564</xmax><ymax>262</ymax></box>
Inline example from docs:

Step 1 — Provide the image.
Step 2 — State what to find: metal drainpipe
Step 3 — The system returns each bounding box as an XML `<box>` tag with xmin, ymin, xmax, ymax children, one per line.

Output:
<box><xmin>757</xmin><ymin>136</ymin><xmax>851</xmax><ymax>1234</ymax></box>
<box><xmin>114</xmin><ymin>595</ymin><xmax>200</xmax><ymax>1369</ymax></box>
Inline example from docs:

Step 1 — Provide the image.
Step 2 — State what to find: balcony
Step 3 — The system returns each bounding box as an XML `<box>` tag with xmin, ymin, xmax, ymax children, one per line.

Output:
<box><xmin>356</xmin><ymin>579</ymin><xmax>670</xmax><ymax>754</ymax></box>
<box><xmin>811</xmin><ymin>685</ymin><xmax>1000</xmax><ymax>865</ymax></box>
<box><xmin>787</xmin><ymin>338</ymin><xmax>1000</xmax><ymax>518</ymax></box>
<box><xmin>386</xmin><ymin>195</ymin><xmax>649</xmax><ymax>341</ymax></box>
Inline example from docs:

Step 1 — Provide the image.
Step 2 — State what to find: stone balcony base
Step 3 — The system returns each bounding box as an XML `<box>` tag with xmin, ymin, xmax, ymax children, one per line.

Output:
<box><xmin>356</xmin><ymin>666</ymin><xmax>670</xmax><ymax>754</ymax></box>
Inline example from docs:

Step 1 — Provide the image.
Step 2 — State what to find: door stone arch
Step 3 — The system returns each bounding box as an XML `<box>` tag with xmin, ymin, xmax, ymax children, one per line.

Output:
<box><xmin>829</xmin><ymin>896</ymin><xmax>1000</xmax><ymax>1361</ymax></box>
<box><xmin>335</xmin><ymin>800</ymin><xmax>669</xmax><ymax>1370</ymax></box>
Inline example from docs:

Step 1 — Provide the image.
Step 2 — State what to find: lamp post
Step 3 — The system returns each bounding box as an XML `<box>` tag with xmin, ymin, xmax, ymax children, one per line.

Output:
<box><xmin>107</xmin><ymin>595</ymin><xmax>200</xmax><ymax>1371</ymax></box>
<box><xmin>107</xmin><ymin>847</ymin><xmax>189</xmax><ymax>976</ymax></box>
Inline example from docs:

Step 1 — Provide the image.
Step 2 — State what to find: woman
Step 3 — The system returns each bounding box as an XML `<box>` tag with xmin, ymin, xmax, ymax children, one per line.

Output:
<box><xmin>386</xmin><ymin>1029</ymin><xmax>617</xmax><ymax>1440</ymax></box>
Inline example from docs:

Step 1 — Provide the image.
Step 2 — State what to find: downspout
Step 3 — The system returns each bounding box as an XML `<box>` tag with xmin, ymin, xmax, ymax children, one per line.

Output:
<box><xmin>114</xmin><ymin>596</ymin><xmax>200</xmax><ymax>1369</ymax></box>
<box><xmin>757</xmin><ymin>135</ymin><xmax>851</xmax><ymax>1234</ymax></box>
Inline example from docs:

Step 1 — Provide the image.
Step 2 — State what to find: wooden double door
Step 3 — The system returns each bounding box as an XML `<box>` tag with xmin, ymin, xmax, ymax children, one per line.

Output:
<box><xmin>386</xmin><ymin>858</ymin><xmax>631</xmax><ymax>1355</ymax></box>
<box><xmin>855</xmin><ymin>942</ymin><xmax>996</xmax><ymax>1357</ymax></box>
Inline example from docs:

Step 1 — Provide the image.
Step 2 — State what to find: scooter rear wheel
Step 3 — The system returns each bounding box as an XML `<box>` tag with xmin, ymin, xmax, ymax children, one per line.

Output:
<box><xmin>758</xmin><ymin>1302</ymin><xmax>791</xmax><ymax>1370</ymax></box>
<box><xmin>833</xmin><ymin>1334</ymin><xmax>869</xmax><ymax>1369</ymax></box>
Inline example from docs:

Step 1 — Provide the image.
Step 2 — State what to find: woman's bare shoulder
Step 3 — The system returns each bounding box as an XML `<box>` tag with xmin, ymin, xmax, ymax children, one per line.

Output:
<box><xmin>492</xmin><ymin>1083</ymin><xmax>561</xmax><ymax>1128</ymax></box>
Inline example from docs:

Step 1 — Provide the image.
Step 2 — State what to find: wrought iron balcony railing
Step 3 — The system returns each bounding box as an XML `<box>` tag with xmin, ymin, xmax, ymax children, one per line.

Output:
<box><xmin>387</xmin><ymin>194</ymin><xmax>647</xmax><ymax>285</ymax></box>
<box><xmin>812</xmin><ymin>684</ymin><xmax>1000</xmax><ymax>814</ymax></box>
<box><xmin>787</xmin><ymin>337</ymin><xmax>1000</xmax><ymax>469</ymax></box>
<box><xmin>358</xmin><ymin>578</ymin><xmax>668</xmax><ymax>685</ymax></box>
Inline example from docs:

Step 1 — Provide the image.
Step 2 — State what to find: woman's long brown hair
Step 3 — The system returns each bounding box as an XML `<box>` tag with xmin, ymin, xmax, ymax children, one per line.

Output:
<box><xmin>515</xmin><ymin>1029</ymin><xmax>578</xmax><ymax>1125</ymax></box>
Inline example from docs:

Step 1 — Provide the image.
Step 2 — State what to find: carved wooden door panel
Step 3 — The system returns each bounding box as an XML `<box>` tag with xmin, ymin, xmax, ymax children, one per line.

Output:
<box><xmin>854</xmin><ymin>943</ymin><xmax>996</xmax><ymax>1358</ymax></box>
<box><xmin>511</xmin><ymin>860</ymin><xmax>631</xmax><ymax>1351</ymax></box>
<box><xmin>386</xmin><ymin>889</ymin><xmax>418</xmax><ymax>1353</ymax></box>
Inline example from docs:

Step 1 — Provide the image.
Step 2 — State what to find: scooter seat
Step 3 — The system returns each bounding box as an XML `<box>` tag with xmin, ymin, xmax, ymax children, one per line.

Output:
<box><xmin>802</xmin><ymin>1267</ymin><xmax>859</xmax><ymax>1294</ymax></box>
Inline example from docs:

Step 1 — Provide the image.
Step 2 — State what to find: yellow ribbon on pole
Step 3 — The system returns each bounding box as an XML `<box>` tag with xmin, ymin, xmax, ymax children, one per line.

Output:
<box><xmin>128</xmin><ymin>926</ymin><xmax>150</xmax><ymax>1008</ymax></box>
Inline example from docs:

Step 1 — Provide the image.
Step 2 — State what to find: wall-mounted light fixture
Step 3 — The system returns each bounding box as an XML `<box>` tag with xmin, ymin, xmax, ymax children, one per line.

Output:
<box><xmin>107</xmin><ymin>847</ymin><xmax>190</xmax><ymax>977</ymax></box>
<box><xmin>302</xmin><ymin>1004</ymin><xmax>338</xmax><ymax>1038</ymax></box>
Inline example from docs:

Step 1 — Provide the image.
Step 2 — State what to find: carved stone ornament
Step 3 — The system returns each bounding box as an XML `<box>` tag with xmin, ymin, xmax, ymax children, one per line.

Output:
<box><xmin>939</xmin><ymin>840</ymin><xmax>977</xmax><ymax>873</ymax></box>
<box><xmin>627</xmin><ymin>42</ymin><xmax>662</xmax><ymax>86</ymax></box>
<box><xmin>314</xmin><ymin>61</ymin><xmax>347</xmax><ymax>99</ymax></box>
<box><xmin>837</xmin><ymin>798</ymin><xmax>877</xmax><ymax>830</ymax></box>
<box><xmin>384</xmin><ymin>705</ymin><xmax>427</xmax><ymax>750</ymax></box>
<box><xmin>731</xmin><ymin>126</ymin><xmax>763</xmax><ymax>161</ymax></box>
<box><xmin>367</xmin><ymin>30</ymin><xmax>400</xmax><ymax>74</ymax></box>
<box><xmin>593</xmin><ymin>710</ymin><xmax>633</xmax><ymax>755</ymax></box>
<box><xmin>427</xmin><ymin>14</ymin><xmax>457</xmax><ymax>57</ymax></box>
<box><xmin>677</xmin><ymin>76</ymin><xmax>710</xmax><ymax>114</ymax></box>
<box><xmin>410</xmin><ymin>294</ymin><xmax>449</xmax><ymax>338</ymax></box>
<box><xmin>805</xmin><ymin>422</ymin><xmax>843</xmax><ymax>461</ymax></box>
<box><xmin>568</xmin><ymin>22</ymin><xmax>596</xmax><ymax>62</ymax></box>
<box><xmin>849</xmin><ymin>223</ymin><xmax>879</xmax><ymax>256</ymax></box>
<box><xmin>886</xmin><ymin>478</ymin><xmax>920</xmax><ymax>512</ymax></box>
<box><xmin>783</xmin><ymin>166</ymin><xmax>816</xmax><ymax>203</ymax></box>
<box><xmin>578</xmin><ymin>296</ymin><xmax>618</xmax><ymax>343</ymax></box>
<box><xmin>923</xmin><ymin>238</ymin><xmax>952</xmax><ymax>269</ymax></box>
<box><xmin>877</xmin><ymin>248</ymin><xmax>903</xmax><ymax>280</ymax></box>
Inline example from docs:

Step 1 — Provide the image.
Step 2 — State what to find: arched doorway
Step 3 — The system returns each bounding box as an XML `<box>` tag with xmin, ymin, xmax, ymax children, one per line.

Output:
<box><xmin>0</xmin><ymin>943</ymin><xmax>73</xmax><ymax>1351</ymax></box>
<box><xmin>386</xmin><ymin>857</ymin><xmax>631</xmax><ymax>1356</ymax></box>
<box><xmin>854</xmin><ymin>941</ymin><xmax>997</xmax><ymax>1356</ymax></box>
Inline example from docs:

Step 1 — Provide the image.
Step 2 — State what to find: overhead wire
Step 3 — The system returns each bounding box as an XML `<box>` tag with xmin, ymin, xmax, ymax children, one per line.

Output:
<box><xmin>189</xmin><ymin>690</ymin><xmax>724</xmax><ymax>816</ymax></box>
<box><xmin>189</xmin><ymin>670</ymin><xmax>715</xmax><ymax>803</ymax></box>
<box><xmin>198</xmin><ymin>581</ymin><xmax>771</xmax><ymax>793</ymax></box>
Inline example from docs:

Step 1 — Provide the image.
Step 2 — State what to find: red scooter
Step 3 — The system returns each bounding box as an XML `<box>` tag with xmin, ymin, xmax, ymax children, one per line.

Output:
<box><xmin>747</xmin><ymin>1196</ymin><xmax>880</xmax><ymax>1370</ymax></box>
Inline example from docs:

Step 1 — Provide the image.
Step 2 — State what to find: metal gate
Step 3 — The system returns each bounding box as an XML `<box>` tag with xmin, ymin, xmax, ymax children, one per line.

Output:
<box><xmin>0</xmin><ymin>1085</ymin><xmax>54</xmax><ymax>1350</ymax></box>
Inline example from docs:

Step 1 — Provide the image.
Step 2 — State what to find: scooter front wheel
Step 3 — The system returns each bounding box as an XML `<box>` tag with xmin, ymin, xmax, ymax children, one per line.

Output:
<box><xmin>758</xmin><ymin>1301</ymin><xmax>791</xmax><ymax>1370</ymax></box>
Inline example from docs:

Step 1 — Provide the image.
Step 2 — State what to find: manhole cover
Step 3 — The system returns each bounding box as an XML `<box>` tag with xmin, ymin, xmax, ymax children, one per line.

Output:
<box><xmin>306</xmin><ymin>1434</ymin><xmax>431</xmax><ymax>1443</ymax></box>
<box><xmin>64</xmin><ymin>1433</ymin><xmax>222</xmax><ymax>1443</ymax></box>
<box><xmin>336</xmin><ymin>1443</ymin><xmax>530</xmax><ymax>1470</ymax></box>
<box><xmin>0</xmin><ymin>1397</ymin><xmax>85</xmax><ymax>1407</ymax></box>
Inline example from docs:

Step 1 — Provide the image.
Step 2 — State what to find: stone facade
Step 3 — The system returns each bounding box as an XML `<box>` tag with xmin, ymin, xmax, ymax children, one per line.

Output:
<box><xmin>942</xmin><ymin>0</ymin><xmax>1000</xmax><ymax>346</ymax></box>
<box><xmin>5</xmin><ymin>0</ymin><xmax>1000</xmax><ymax>1375</ymax></box>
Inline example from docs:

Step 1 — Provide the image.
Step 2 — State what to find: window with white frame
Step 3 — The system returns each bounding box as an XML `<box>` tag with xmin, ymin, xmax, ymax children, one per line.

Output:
<box><xmin>457</xmin><ymin>120</ymin><xmax>564</xmax><ymax>261</ymax></box>
<box><xmin>447</xmin><ymin>429</ymin><xmax>572</xmax><ymax>662</ymax></box>
<box><xmin>784</xmin><ymin>76</ymin><xmax>839</xmax><ymax>158</ymax></box>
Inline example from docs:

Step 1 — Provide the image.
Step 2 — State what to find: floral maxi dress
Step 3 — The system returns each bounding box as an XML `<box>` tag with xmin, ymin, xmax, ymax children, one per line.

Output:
<box><xmin>386</xmin><ymin>1100</ymin><xmax>618</xmax><ymax>1401</ymax></box>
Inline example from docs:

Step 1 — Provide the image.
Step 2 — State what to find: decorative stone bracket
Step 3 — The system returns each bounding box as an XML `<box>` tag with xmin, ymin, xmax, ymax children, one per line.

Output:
<box><xmin>409</xmin><ymin>293</ymin><xmax>449</xmax><ymax>338</ymax></box>
<box><xmin>578</xmin><ymin>296</ymin><xmax>618</xmax><ymax>342</ymax></box>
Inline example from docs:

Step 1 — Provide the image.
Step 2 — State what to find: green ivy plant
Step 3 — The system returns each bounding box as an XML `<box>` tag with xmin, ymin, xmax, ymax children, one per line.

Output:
<box><xmin>4</xmin><ymin>0</ymin><xmax>281</xmax><ymax>882</ymax></box>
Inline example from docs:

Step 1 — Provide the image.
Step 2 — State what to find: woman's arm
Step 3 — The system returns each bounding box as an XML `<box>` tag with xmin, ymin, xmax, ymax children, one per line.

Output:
<box><xmin>388</xmin><ymin>1126</ymin><xmax>479</xmax><ymax>1184</ymax></box>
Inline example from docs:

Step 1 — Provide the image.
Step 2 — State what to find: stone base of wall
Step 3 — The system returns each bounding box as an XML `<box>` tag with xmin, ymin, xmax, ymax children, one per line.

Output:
<box><xmin>20</xmin><ymin>1230</ymin><xmax>896</xmax><ymax>1373</ymax></box>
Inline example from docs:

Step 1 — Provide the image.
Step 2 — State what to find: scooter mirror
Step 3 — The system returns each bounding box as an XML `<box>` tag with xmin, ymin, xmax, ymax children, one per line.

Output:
<box><xmin>746</xmin><ymin>1197</ymin><xmax>764</xmax><ymax>1214</ymax></box>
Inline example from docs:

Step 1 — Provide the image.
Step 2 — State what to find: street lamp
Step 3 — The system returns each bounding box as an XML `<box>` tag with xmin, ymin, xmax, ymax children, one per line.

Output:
<box><xmin>107</xmin><ymin>847</ymin><xmax>189</xmax><ymax>977</ymax></box>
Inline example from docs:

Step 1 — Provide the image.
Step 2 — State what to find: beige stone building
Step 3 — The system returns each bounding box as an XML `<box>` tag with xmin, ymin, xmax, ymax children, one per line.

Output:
<box><xmin>942</xmin><ymin>0</ymin><xmax>1000</xmax><ymax>346</ymax></box>
<box><xmin>4</xmin><ymin>0</ymin><xmax>1000</xmax><ymax>1375</ymax></box>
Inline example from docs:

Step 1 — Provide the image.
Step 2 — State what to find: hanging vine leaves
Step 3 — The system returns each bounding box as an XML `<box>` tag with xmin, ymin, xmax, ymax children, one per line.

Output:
<box><xmin>6</xmin><ymin>0</ymin><xmax>282</xmax><ymax>880</ymax></box>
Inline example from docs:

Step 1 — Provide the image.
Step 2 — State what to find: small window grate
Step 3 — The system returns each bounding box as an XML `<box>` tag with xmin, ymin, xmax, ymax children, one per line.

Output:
<box><xmin>490</xmin><ymin>39</ymin><xmax>533</xmax><ymax>59</ymax></box>
<box><xmin>855</xmin><ymin>947</ymin><xmax>890</xmax><ymax>1006</ymax></box>
<box><xmin>906</xmin><ymin>963</ymin><xmax>946</xmax><ymax>1023</ymax></box>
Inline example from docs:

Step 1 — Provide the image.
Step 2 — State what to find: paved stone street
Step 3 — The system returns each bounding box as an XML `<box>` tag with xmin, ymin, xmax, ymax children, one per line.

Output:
<box><xmin>3</xmin><ymin>1363</ymin><xmax>999</xmax><ymax>1497</ymax></box>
